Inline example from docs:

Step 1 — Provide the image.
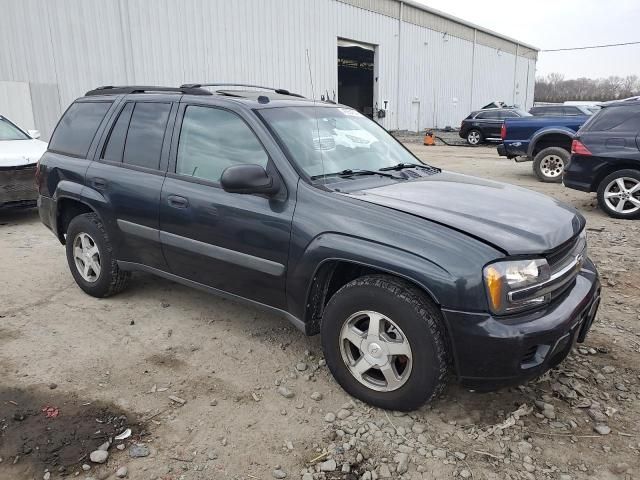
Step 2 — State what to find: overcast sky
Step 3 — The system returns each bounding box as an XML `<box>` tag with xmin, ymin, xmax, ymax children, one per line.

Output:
<box><xmin>417</xmin><ymin>0</ymin><xmax>640</xmax><ymax>80</ymax></box>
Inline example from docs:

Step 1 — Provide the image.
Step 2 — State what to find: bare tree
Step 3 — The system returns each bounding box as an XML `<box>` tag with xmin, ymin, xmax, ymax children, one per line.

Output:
<box><xmin>534</xmin><ymin>74</ymin><xmax>640</xmax><ymax>102</ymax></box>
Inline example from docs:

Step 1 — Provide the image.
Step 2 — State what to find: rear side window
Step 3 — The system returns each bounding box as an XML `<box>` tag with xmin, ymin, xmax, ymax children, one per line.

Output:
<box><xmin>476</xmin><ymin>111</ymin><xmax>498</xmax><ymax>119</ymax></box>
<box><xmin>587</xmin><ymin>106</ymin><xmax>640</xmax><ymax>132</ymax></box>
<box><xmin>49</xmin><ymin>102</ymin><xmax>111</xmax><ymax>157</ymax></box>
<box><xmin>102</xmin><ymin>102</ymin><xmax>134</xmax><ymax>162</ymax></box>
<box><xmin>123</xmin><ymin>102</ymin><xmax>171</xmax><ymax>169</ymax></box>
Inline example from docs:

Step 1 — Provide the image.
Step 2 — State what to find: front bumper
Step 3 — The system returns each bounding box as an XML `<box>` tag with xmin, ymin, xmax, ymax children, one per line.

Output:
<box><xmin>0</xmin><ymin>164</ymin><xmax>38</xmax><ymax>208</ymax></box>
<box><xmin>442</xmin><ymin>258</ymin><xmax>600</xmax><ymax>390</ymax></box>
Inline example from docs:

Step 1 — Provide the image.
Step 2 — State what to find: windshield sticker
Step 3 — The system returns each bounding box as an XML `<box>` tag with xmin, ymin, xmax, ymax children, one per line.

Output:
<box><xmin>339</xmin><ymin>108</ymin><xmax>363</xmax><ymax>117</ymax></box>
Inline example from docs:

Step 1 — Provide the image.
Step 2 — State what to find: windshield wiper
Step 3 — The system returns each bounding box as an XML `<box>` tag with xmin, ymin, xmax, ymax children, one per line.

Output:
<box><xmin>378</xmin><ymin>162</ymin><xmax>425</xmax><ymax>171</ymax></box>
<box><xmin>311</xmin><ymin>169</ymin><xmax>400</xmax><ymax>180</ymax></box>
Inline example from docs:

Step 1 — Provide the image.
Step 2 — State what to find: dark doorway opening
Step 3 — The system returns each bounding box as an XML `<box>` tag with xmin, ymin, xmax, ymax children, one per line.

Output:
<box><xmin>338</xmin><ymin>43</ymin><xmax>374</xmax><ymax>118</ymax></box>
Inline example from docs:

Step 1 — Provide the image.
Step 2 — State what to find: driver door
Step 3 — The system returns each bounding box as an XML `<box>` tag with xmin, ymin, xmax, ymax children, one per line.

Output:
<box><xmin>159</xmin><ymin>103</ymin><xmax>295</xmax><ymax>309</ymax></box>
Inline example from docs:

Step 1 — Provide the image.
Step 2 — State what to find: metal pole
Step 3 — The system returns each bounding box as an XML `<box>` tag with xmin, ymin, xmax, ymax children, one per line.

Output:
<box><xmin>396</xmin><ymin>1</ymin><xmax>403</xmax><ymax>130</ymax></box>
<box><xmin>513</xmin><ymin>43</ymin><xmax>519</xmax><ymax>105</ymax></box>
<box><xmin>470</xmin><ymin>28</ymin><xmax>476</xmax><ymax>111</ymax></box>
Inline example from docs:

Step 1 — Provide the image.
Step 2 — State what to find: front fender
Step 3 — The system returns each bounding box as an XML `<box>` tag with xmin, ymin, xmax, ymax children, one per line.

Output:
<box><xmin>527</xmin><ymin>127</ymin><xmax>576</xmax><ymax>157</ymax></box>
<box><xmin>287</xmin><ymin>233</ymin><xmax>458</xmax><ymax>323</ymax></box>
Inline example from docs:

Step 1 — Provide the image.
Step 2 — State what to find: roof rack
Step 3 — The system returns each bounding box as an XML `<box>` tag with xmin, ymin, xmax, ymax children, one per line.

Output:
<box><xmin>85</xmin><ymin>85</ymin><xmax>213</xmax><ymax>97</ymax></box>
<box><xmin>180</xmin><ymin>83</ymin><xmax>305</xmax><ymax>98</ymax></box>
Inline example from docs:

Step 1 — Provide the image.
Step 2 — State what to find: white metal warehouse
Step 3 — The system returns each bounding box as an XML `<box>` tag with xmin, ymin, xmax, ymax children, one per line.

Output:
<box><xmin>0</xmin><ymin>0</ymin><xmax>538</xmax><ymax>139</ymax></box>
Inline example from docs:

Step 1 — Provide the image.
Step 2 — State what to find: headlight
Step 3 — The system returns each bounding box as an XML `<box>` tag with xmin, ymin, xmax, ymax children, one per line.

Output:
<box><xmin>483</xmin><ymin>258</ymin><xmax>551</xmax><ymax>315</ymax></box>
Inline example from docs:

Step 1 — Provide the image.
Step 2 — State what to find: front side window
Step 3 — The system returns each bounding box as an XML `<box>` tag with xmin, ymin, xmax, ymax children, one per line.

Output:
<box><xmin>260</xmin><ymin>106</ymin><xmax>424</xmax><ymax>178</ymax></box>
<box><xmin>176</xmin><ymin>106</ymin><xmax>268</xmax><ymax>183</ymax></box>
<box><xmin>0</xmin><ymin>117</ymin><xmax>29</xmax><ymax>141</ymax></box>
<box><xmin>49</xmin><ymin>102</ymin><xmax>112</xmax><ymax>157</ymax></box>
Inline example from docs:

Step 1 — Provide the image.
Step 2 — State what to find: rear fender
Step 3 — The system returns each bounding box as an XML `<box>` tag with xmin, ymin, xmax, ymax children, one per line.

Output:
<box><xmin>527</xmin><ymin>128</ymin><xmax>576</xmax><ymax>158</ymax></box>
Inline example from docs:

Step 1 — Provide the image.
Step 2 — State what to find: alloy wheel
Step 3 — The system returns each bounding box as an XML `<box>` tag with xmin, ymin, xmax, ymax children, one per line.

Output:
<box><xmin>539</xmin><ymin>154</ymin><xmax>564</xmax><ymax>178</ymax></box>
<box><xmin>73</xmin><ymin>232</ymin><xmax>101</xmax><ymax>282</ymax></box>
<box><xmin>467</xmin><ymin>131</ymin><xmax>480</xmax><ymax>145</ymax></box>
<box><xmin>339</xmin><ymin>310</ymin><xmax>413</xmax><ymax>392</ymax></box>
<box><xmin>604</xmin><ymin>177</ymin><xmax>640</xmax><ymax>214</ymax></box>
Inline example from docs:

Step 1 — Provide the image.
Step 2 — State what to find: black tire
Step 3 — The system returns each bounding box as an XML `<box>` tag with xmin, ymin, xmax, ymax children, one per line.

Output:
<box><xmin>65</xmin><ymin>212</ymin><xmax>130</xmax><ymax>297</ymax></box>
<box><xmin>597</xmin><ymin>169</ymin><xmax>640</xmax><ymax>219</ymax></box>
<box><xmin>321</xmin><ymin>274</ymin><xmax>448</xmax><ymax>411</ymax></box>
<box><xmin>466</xmin><ymin>129</ymin><xmax>483</xmax><ymax>146</ymax></box>
<box><xmin>532</xmin><ymin>147</ymin><xmax>568</xmax><ymax>183</ymax></box>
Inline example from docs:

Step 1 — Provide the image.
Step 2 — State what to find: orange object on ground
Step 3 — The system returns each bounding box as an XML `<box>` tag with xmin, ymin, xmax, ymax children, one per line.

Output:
<box><xmin>423</xmin><ymin>131</ymin><xmax>436</xmax><ymax>146</ymax></box>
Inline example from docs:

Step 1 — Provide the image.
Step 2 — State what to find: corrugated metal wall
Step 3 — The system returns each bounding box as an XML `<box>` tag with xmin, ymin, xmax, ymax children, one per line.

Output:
<box><xmin>0</xmin><ymin>0</ymin><xmax>536</xmax><ymax>136</ymax></box>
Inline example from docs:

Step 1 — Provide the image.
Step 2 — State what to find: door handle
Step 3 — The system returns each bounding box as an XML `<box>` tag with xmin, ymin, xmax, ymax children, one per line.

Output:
<box><xmin>167</xmin><ymin>195</ymin><xmax>189</xmax><ymax>208</ymax></box>
<box><xmin>91</xmin><ymin>177</ymin><xmax>107</xmax><ymax>190</ymax></box>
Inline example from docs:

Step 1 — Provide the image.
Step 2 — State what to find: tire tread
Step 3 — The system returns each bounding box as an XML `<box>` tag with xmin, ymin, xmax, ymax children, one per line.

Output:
<box><xmin>324</xmin><ymin>274</ymin><xmax>448</xmax><ymax>409</ymax></box>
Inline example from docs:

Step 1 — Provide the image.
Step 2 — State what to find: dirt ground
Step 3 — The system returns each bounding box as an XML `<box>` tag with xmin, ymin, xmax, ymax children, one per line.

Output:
<box><xmin>1</xmin><ymin>143</ymin><xmax>638</xmax><ymax>480</ymax></box>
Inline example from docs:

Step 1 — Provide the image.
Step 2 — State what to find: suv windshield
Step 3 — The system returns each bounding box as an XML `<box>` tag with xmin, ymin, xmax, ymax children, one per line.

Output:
<box><xmin>0</xmin><ymin>117</ymin><xmax>29</xmax><ymax>141</ymax></box>
<box><xmin>260</xmin><ymin>106</ymin><xmax>422</xmax><ymax>178</ymax></box>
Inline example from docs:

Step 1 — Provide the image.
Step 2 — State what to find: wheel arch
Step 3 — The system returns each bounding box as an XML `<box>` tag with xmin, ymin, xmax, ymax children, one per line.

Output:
<box><xmin>591</xmin><ymin>163</ymin><xmax>640</xmax><ymax>192</ymax></box>
<box><xmin>303</xmin><ymin>258</ymin><xmax>444</xmax><ymax>336</ymax></box>
<box><xmin>528</xmin><ymin>129</ymin><xmax>574</xmax><ymax>157</ymax></box>
<box><xmin>55</xmin><ymin>196</ymin><xmax>100</xmax><ymax>244</ymax></box>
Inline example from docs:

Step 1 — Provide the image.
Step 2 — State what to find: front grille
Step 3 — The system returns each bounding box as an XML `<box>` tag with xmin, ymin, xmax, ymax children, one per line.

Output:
<box><xmin>546</xmin><ymin>235</ymin><xmax>580</xmax><ymax>269</ymax></box>
<box><xmin>0</xmin><ymin>165</ymin><xmax>38</xmax><ymax>204</ymax></box>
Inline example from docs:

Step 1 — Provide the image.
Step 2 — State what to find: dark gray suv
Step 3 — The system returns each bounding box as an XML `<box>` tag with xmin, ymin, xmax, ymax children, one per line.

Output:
<box><xmin>37</xmin><ymin>85</ymin><xmax>601</xmax><ymax>410</ymax></box>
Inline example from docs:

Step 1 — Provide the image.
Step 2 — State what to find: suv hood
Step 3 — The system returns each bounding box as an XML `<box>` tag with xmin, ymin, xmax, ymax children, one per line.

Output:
<box><xmin>350</xmin><ymin>172</ymin><xmax>584</xmax><ymax>255</ymax></box>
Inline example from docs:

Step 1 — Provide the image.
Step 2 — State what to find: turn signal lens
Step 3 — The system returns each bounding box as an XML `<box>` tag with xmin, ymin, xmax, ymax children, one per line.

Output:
<box><xmin>485</xmin><ymin>265</ymin><xmax>503</xmax><ymax>312</ymax></box>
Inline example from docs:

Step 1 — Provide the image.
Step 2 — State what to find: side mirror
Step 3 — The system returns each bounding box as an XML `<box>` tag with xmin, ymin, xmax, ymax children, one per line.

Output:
<box><xmin>28</xmin><ymin>129</ymin><xmax>41</xmax><ymax>139</ymax></box>
<box><xmin>220</xmin><ymin>164</ymin><xmax>279</xmax><ymax>196</ymax></box>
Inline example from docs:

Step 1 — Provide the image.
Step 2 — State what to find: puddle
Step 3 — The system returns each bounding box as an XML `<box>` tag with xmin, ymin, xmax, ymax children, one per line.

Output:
<box><xmin>0</xmin><ymin>387</ymin><xmax>140</xmax><ymax>476</ymax></box>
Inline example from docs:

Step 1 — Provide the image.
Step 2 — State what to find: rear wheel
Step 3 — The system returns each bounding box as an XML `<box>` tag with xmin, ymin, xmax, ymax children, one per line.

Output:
<box><xmin>466</xmin><ymin>129</ymin><xmax>483</xmax><ymax>146</ymax></box>
<box><xmin>532</xmin><ymin>147</ymin><xmax>568</xmax><ymax>183</ymax></box>
<box><xmin>65</xmin><ymin>213</ymin><xmax>130</xmax><ymax>297</ymax></box>
<box><xmin>597</xmin><ymin>169</ymin><xmax>640</xmax><ymax>219</ymax></box>
<box><xmin>321</xmin><ymin>275</ymin><xmax>448</xmax><ymax>411</ymax></box>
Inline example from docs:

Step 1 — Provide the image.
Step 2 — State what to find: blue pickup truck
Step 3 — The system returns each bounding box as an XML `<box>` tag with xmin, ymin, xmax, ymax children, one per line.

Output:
<box><xmin>497</xmin><ymin>115</ymin><xmax>590</xmax><ymax>182</ymax></box>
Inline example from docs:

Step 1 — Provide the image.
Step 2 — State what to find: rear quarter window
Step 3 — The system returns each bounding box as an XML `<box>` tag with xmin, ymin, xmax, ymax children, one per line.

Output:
<box><xmin>49</xmin><ymin>102</ymin><xmax>112</xmax><ymax>157</ymax></box>
<box><xmin>586</xmin><ymin>105</ymin><xmax>640</xmax><ymax>132</ymax></box>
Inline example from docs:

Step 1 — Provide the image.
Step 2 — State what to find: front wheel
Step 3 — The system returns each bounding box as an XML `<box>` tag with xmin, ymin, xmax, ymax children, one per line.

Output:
<box><xmin>532</xmin><ymin>147</ymin><xmax>568</xmax><ymax>183</ymax></box>
<box><xmin>466</xmin><ymin>129</ymin><xmax>483</xmax><ymax>146</ymax></box>
<box><xmin>597</xmin><ymin>169</ymin><xmax>640</xmax><ymax>219</ymax></box>
<box><xmin>321</xmin><ymin>275</ymin><xmax>448</xmax><ymax>411</ymax></box>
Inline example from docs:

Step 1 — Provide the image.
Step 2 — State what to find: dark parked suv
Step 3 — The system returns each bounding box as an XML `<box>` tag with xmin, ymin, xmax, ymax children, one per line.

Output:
<box><xmin>564</xmin><ymin>97</ymin><xmax>640</xmax><ymax>219</ymax></box>
<box><xmin>459</xmin><ymin>108</ymin><xmax>530</xmax><ymax>145</ymax></box>
<box><xmin>529</xmin><ymin>105</ymin><xmax>593</xmax><ymax>117</ymax></box>
<box><xmin>38</xmin><ymin>85</ymin><xmax>600</xmax><ymax>410</ymax></box>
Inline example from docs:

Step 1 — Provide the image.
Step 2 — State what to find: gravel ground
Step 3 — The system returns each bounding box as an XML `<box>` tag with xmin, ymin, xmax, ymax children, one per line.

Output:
<box><xmin>0</xmin><ymin>144</ymin><xmax>638</xmax><ymax>480</ymax></box>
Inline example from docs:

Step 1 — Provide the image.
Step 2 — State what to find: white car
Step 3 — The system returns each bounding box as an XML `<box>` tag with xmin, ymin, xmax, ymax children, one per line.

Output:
<box><xmin>0</xmin><ymin>115</ymin><xmax>47</xmax><ymax>209</ymax></box>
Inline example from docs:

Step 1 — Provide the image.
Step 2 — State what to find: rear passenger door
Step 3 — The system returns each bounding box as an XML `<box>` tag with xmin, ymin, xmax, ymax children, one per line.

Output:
<box><xmin>475</xmin><ymin>111</ymin><xmax>501</xmax><ymax>138</ymax></box>
<box><xmin>86</xmin><ymin>96</ymin><xmax>178</xmax><ymax>270</ymax></box>
<box><xmin>159</xmin><ymin>102</ymin><xmax>295</xmax><ymax>309</ymax></box>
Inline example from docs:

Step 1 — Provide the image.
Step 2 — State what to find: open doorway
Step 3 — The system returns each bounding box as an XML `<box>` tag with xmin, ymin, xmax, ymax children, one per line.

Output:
<box><xmin>337</xmin><ymin>39</ymin><xmax>374</xmax><ymax>118</ymax></box>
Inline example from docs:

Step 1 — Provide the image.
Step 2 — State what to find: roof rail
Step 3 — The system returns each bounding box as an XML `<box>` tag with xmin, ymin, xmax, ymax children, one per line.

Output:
<box><xmin>180</xmin><ymin>83</ymin><xmax>305</xmax><ymax>98</ymax></box>
<box><xmin>85</xmin><ymin>85</ymin><xmax>213</xmax><ymax>97</ymax></box>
